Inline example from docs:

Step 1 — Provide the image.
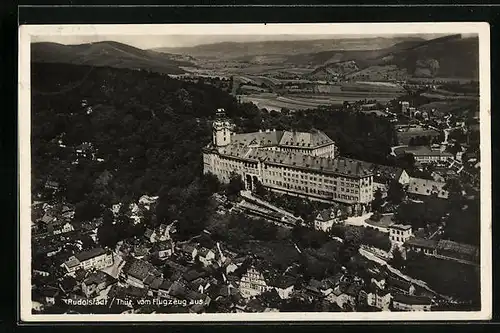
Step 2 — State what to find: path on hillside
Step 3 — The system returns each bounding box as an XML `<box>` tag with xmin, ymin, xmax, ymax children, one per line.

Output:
<box><xmin>240</xmin><ymin>190</ymin><xmax>301</xmax><ymax>221</ymax></box>
<box><xmin>390</xmin><ymin>145</ymin><xmax>408</xmax><ymax>156</ymax></box>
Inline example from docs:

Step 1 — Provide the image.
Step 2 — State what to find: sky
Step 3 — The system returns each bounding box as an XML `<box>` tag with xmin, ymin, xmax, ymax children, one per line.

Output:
<box><xmin>30</xmin><ymin>33</ymin><xmax>452</xmax><ymax>50</ymax></box>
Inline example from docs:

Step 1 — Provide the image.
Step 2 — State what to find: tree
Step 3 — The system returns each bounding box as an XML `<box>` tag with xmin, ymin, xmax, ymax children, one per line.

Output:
<box><xmin>396</xmin><ymin>153</ymin><xmax>415</xmax><ymax>170</ymax></box>
<box><xmin>444</xmin><ymin>177</ymin><xmax>463</xmax><ymax>205</ymax></box>
<box><xmin>372</xmin><ymin>189</ymin><xmax>384</xmax><ymax>212</ymax></box>
<box><xmin>226</xmin><ymin>173</ymin><xmax>244</xmax><ymax>197</ymax></box>
<box><xmin>339</xmin><ymin>227</ymin><xmax>363</xmax><ymax>265</ymax></box>
<box><xmin>201</xmin><ymin>172</ymin><xmax>222</xmax><ymax>195</ymax></box>
<box><xmin>97</xmin><ymin>217</ymin><xmax>119</xmax><ymax>249</ymax></box>
<box><xmin>254</xmin><ymin>179</ymin><xmax>268</xmax><ymax>198</ymax></box>
<box><xmin>390</xmin><ymin>247</ymin><xmax>405</xmax><ymax>269</ymax></box>
<box><xmin>387</xmin><ymin>180</ymin><xmax>405</xmax><ymax>204</ymax></box>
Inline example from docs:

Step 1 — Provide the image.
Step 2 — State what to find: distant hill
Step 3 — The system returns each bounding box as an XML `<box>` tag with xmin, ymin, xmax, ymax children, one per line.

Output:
<box><xmin>377</xmin><ymin>34</ymin><xmax>479</xmax><ymax>79</ymax></box>
<box><xmin>31</xmin><ymin>41</ymin><xmax>195</xmax><ymax>74</ymax></box>
<box><xmin>305</xmin><ymin>34</ymin><xmax>479</xmax><ymax>80</ymax></box>
<box><xmin>152</xmin><ymin>37</ymin><xmax>425</xmax><ymax>60</ymax></box>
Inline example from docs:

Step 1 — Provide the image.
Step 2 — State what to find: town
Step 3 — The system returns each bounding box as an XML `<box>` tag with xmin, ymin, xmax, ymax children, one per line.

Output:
<box><xmin>29</xmin><ymin>34</ymin><xmax>481</xmax><ymax>315</ymax></box>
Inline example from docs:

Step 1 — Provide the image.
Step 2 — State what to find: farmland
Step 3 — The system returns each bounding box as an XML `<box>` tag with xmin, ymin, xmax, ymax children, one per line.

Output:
<box><xmin>239</xmin><ymin>90</ymin><xmax>402</xmax><ymax>112</ymax></box>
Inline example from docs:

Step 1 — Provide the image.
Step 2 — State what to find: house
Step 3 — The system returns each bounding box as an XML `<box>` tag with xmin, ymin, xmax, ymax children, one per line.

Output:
<box><xmin>386</xmin><ymin>277</ymin><xmax>415</xmax><ymax>295</ymax></box>
<box><xmin>75</xmin><ymin>142</ymin><xmax>95</xmax><ymax>159</ymax></box>
<box><xmin>147</xmin><ymin>277</ymin><xmax>165</xmax><ymax>297</ymax></box>
<box><xmin>153</xmin><ymin>241</ymin><xmax>174</xmax><ymax>259</ymax></box>
<box><xmin>62</xmin><ymin>247</ymin><xmax>113</xmax><ymax>273</ymax></box>
<box><xmin>197</xmin><ymin>247</ymin><xmax>216</xmax><ymax>266</ymax></box>
<box><xmin>366</xmin><ymin>164</ymin><xmax>410</xmax><ymax>197</ymax></box>
<box><xmin>392</xmin><ymin>293</ymin><xmax>432</xmax><ymax>311</ymax></box>
<box><xmin>313</xmin><ymin>207</ymin><xmax>343</xmax><ymax>232</ymax></box>
<box><xmin>36</xmin><ymin>286</ymin><xmax>60</xmax><ymax>306</ymax></box>
<box><xmin>370</xmin><ymin>272</ymin><xmax>387</xmax><ymax>290</ymax></box>
<box><xmin>407</xmin><ymin>177</ymin><xmax>449</xmax><ymax>199</ymax></box>
<box><xmin>366</xmin><ymin>283</ymin><xmax>392</xmax><ymax>310</ymax></box>
<box><xmin>395</xmin><ymin>145</ymin><xmax>453</xmax><ymax>164</ymax></box>
<box><xmin>168</xmin><ymin>281</ymin><xmax>188</xmax><ymax>300</ymax></box>
<box><xmin>108</xmin><ymin>285</ymin><xmax>148</xmax><ymax>306</ymax></box>
<box><xmin>157</xmin><ymin>280</ymin><xmax>173</xmax><ymax>298</ymax></box>
<box><xmin>344</xmin><ymin>283</ymin><xmax>363</xmax><ymax>307</ymax></box>
<box><xmin>82</xmin><ymin>271</ymin><xmax>116</xmax><ymax>298</ymax></box>
<box><xmin>190</xmin><ymin>277</ymin><xmax>212</xmax><ymax>294</ymax></box>
<box><xmin>403</xmin><ymin>238</ymin><xmax>438</xmax><ymax>257</ymax></box>
<box><xmin>144</xmin><ymin>224</ymin><xmax>174</xmax><ymax>243</ymax></box>
<box><xmin>239</xmin><ymin>266</ymin><xmax>271</xmax><ymax>299</ymax></box>
<box><xmin>122</xmin><ymin>258</ymin><xmax>162</xmax><ymax>289</ymax></box>
<box><xmin>389</xmin><ymin>224</ymin><xmax>413</xmax><ymax>246</ymax></box>
<box><xmin>270</xmin><ymin>274</ymin><xmax>296</xmax><ymax>300</ymax></box>
<box><xmin>52</xmin><ymin>221</ymin><xmax>75</xmax><ymax>235</ymax></box>
<box><xmin>183</xmin><ymin>269</ymin><xmax>207</xmax><ymax>283</ymax></box>
<box><xmin>179</xmin><ymin>244</ymin><xmax>198</xmax><ymax>262</ymax></box>
<box><xmin>138</xmin><ymin>195</ymin><xmax>159</xmax><ymax>210</ymax></box>
<box><xmin>44</xmin><ymin>180</ymin><xmax>60</xmax><ymax>191</ymax></box>
<box><xmin>132</xmin><ymin>243</ymin><xmax>152</xmax><ymax>259</ymax></box>
<box><xmin>436</xmin><ymin>239</ymin><xmax>479</xmax><ymax>263</ymax></box>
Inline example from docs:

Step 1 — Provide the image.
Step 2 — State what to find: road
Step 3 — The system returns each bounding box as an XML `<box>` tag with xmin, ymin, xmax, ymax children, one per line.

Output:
<box><xmin>358</xmin><ymin>247</ymin><xmax>453</xmax><ymax>302</ymax></box>
<box><xmin>344</xmin><ymin>213</ymin><xmax>373</xmax><ymax>227</ymax></box>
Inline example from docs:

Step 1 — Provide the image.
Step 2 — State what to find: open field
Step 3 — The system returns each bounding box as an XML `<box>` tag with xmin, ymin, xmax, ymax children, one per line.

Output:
<box><xmin>418</xmin><ymin>100</ymin><xmax>478</xmax><ymax>116</ymax></box>
<box><xmin>421</xmin><ymin>92</ymin><xmax>479</xmax><ymax>101</ymax></box>
<box><xmin>239</xmin><ymin>89</ymin><xmax>401</xmax><ymax>111</ymax></box>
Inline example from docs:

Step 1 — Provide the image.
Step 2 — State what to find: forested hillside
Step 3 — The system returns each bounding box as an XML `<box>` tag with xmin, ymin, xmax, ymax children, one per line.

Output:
<box><xmin>31</xmin><ymin>63</ymin><xmax>397</xmax><ymax>225</ymax></box>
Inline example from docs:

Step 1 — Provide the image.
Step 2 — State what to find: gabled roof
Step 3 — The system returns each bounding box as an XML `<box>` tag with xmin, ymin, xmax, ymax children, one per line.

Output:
<box><xmin>387</xmin><ymin>277</ymin><xmax>412</xmax><ymax>291</ymax></box>
<box><xmin>123</xmin><ymin>258</ymin><xmax>160</xmax><ymax>281</ymax></box>
<box><xmin>74</xmin><ymin>247</ymin><xmax>107</xmax><ymax>262</ymax></box>
<box><xmin>217</xmin><ymin>145</ymin><xmax>372</xmax><ymax>178</ymax></box>
<box><xmin>403</xmin><ymin>237</ymin><xmax>438</xmax><ymax>249</ymax></box>
<box><xmin>389</xmin><ymin>224</ymin><xmax>412</xmax><ymax>231</ymax></box>
<box><xmin>408</xmin><ymin>177</ymin><xmax>449</xmax><ymax>199</ymax></box>
<box><xmin>393</xmin><ymin>293</ymin><xmax>432</xmax><ymax>305</ymax></box>
<box><xmin>144</xmin><ymin>228</ymin><xmax>155</xmax><ymax>238</ymax></box>
<box><xmin>364</xmin><ymin>163</ymin><xmax>405</xmax><ymax>184</ymax></box>
<box><xmin>270</xmin><ymin>274</ymin><xmax>297</xmax><ymax>289</ymax></box>
<box><xmin>158</xmin><ymin>279</ymin><xmax>173</xmax><ymax>291</ymax></box>
<box><xmin>436</xmin><ymin>239</ymin><xmax>479</xmax><ymax>257</ymax></box>
<box><xmin>83</xmin><ymin>270</ymin><xmax>115</xmax><ymax>287</ymax></box>
<box><xmin>198</xmin><ymin>247</ymin><xmax>214</xmax><ymax>257</ymax></box>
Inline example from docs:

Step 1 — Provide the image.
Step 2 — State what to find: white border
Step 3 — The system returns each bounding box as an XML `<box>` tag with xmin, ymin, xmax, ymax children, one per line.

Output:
<box><xmin>19</xmin><ymin>22</ymin><xmax>492</xmax><ymax>322</ymax></box>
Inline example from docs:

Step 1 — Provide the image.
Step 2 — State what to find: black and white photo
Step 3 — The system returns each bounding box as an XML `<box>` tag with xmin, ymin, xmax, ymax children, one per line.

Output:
<box><xmin>19</xmin><ymin>23</ymin><xmax>491</xmax><ymax>321</ymax></box>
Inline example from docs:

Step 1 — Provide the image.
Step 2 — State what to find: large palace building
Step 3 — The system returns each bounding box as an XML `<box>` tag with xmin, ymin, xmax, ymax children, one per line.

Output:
<box><xmin>203</xmin><ymin>109</ymin><xmax>374</xmax><ymax>213</ymax></box>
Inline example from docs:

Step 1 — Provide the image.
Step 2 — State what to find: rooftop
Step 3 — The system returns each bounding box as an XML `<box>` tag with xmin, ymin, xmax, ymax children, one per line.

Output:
<box><xmin>393</xmin><ymin>293</ymin><xmax>432</xmax><ymax>305</ymax></box>
<box><xmin>407</xmin><ymin>177</ymin><xmax>449</xmax><ymax>199</ymax></box>
<box><xmin>403</xmin><ymin>237</ymin><xmax>438</xmax><ymax>249</ymax></box>
<box><xmin>437</xmin><ymin>239</ymin><xmax>479</xmax><ymax>256</ymax></box>
<box><xmin>83</xmin><ymin>270</ymin><xmax>115</xmax><ymax>287</ymax></box>
<box><xmin>394</xmin><ymin>146</ymin><xmax>453</xmax><ymax>158</ymax></box>
<box><xmin>389</xmin><ymin>224</ymin><xmax>412</xmax><ymax>231</ymax></box>
<box><xmin>217</xmin><ymin>145</ymin><xmax>372</xmax><ymax>178</ymax></box>
<box><xmin>74</xmin><ymin>247</ymin><xmax>108</xmax><ymax>262</ymax></box>
<box><xmin>229</xmin><ymin>129</ymin><xmax>334</xmax><ymax>150</ymax></box>
<box><xmin>123</xmin><ymin>258</ymin><xmax>161</xmax><ymax>282</ymax></box>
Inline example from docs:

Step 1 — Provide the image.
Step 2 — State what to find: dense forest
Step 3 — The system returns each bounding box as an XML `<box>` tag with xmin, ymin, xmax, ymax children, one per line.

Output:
<box><xmin>32</xmin><ymin>63</ymin><xmax>398</xmax><ymax>197</ymax></box>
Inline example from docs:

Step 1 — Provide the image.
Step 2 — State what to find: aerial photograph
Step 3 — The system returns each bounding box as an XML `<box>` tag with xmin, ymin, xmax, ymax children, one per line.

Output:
<box><xmin>25</xmin><ymin>26</ymin><xmax>484</xmax><ymax>317</ymax></box>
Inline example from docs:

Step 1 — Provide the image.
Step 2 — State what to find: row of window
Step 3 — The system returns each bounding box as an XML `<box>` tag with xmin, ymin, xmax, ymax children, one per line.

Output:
<box><xmin>390</xmin><ymin>236</ymin><xmax>409</xmax><ymax>242</ymax></box>
<box><xmin>391</xmin><ymin>229</ymin><xmax>410</xmax><ymax>236</ymax></box>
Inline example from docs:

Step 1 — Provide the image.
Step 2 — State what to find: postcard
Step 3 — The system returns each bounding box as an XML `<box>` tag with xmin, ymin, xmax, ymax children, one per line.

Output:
<box><xmin>18</xmin><ymin>22</ymin><xmax>491</xmax><ymax>322</ymax></box>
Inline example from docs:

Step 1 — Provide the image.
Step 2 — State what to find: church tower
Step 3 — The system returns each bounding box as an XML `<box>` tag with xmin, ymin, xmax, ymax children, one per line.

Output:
<box><xmin>213</xmin><ymin>108</ymin><xmax>234</xmax><ymax>147</ymax></box>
